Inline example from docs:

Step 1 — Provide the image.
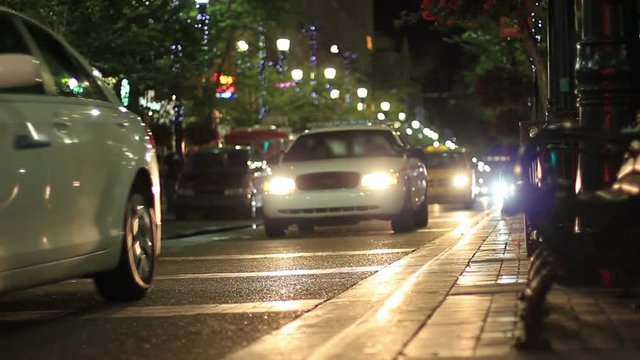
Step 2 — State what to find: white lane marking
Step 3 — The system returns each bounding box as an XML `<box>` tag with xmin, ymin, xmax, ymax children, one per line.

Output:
<box><xmin>1</xmin><ymin>300</ymin><xmax>325</xmax><ymax>322</ymax></box>
<box><xmin>426</xmin><ymin>218</ymin><xmax>459</xmax><ymax>222</ymax></box>
<box><xmin>157</xmin><ymin>266</ymin><xmax>384</xmax><ymax>280</ymax></box>
<box><xmin>162</xmin><ymin>248</ymin><xmax>414</xmax><ymax>261</ymax></box>
<box><xmin>97</xmin><ymin>299</ymin><xmax>325</xmax><ymax>318</ymax></box>
<box><xmin>418</xmin><ymin>228</ymin><xmax>453</xmax><ymax>232</ymax></box>
<box><xmin>0</xmin><ymin>310</ymin><xmax>70</xmax><ymax>322</ymax></box>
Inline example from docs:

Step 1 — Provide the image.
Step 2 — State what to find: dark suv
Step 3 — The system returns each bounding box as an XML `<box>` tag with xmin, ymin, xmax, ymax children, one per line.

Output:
<box><xmin>175</xmin><ymin>146</ymin><xmax>269</xmax><ymax>219</ymax></box>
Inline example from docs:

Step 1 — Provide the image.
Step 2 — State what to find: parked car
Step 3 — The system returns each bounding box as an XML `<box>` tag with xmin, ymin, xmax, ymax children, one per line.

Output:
<box><xmin>420</xmin><ymin>146</ymin><xmax>476</xmax><ymax>208</ymax></box>
<box><xmin>262</xmin><ymin>125</ymin><xmax>428</xmax><ymax>237</ymax></box>
<box><xmin>0</xmin><ymin>7</ymin><xmax>161</xmax><ymax>300</ymax></box>
<box><xmin>175</xmin><ymin>145</ymin><xmax>269</xmax><ymax>219</ymax></box>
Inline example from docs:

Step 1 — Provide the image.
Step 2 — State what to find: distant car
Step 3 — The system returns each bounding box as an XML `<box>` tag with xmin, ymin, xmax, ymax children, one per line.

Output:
<box><xmin>262</xmin><ymin>126</ymin><xmax>428</xmax><ymax>237</ymax></box>
<box><xmin>0</xmin><ymin>8</ymin><xmax>161</xmax><ymax>299</ymax></box>
<box><xmin>420</xmin><ymin>146</ymin><xmax>475</xmax><ymax>208</ymax></box>
<box><xmin>175</xmin><ymin>145</ymin><xmax>269</xmax><ymax>219</ymax></box>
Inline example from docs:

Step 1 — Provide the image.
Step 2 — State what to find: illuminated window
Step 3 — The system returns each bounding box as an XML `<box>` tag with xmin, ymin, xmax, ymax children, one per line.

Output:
<box><xmin>366</xmin><ymin>35</ymin><xmax>373</xmax><ymax>50</ymax></box>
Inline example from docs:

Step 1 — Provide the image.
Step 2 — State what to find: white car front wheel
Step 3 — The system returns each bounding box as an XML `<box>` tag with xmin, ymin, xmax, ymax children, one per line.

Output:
<box><xmin>94</xmin><ymin>192</ymin><xmax>157</xmax><ymax>301</ymax></box>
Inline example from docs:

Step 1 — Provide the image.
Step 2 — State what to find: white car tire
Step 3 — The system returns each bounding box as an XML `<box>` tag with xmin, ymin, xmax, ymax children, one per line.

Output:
<box><xmin>264</xmin><ymin>217</ymin><xmax>287</xmax><ymax>238</ymax></box>
<box><xmin>391</xmin><ymin>189</ymin><xmax>415</xmax><ymax>233</ymax></box>
<box><xmin>94</xmin><ymin>192</ymin><xmax>157</xmax><ymax>301</ymax></box>
<box><xmin>413</xmin><ymin>191</ymin><xmax>429</xmax><ymax>228</ymax></box>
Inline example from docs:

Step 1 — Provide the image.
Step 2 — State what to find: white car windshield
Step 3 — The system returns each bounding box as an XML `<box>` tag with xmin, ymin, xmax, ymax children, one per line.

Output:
<box><xmin>283</xmin><ymin>130</ymin><xmax>405</xmax><ymax>162</ymax></box>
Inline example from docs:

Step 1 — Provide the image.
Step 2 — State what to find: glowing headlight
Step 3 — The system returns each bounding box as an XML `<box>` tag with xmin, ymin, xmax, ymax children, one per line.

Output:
<box><xmin>264</xmin><ymin>177</ymin><xmax>296</xmax><ymax>195</ymax></box>
<box><xmin>361</xmin><ymin>172</ymin><xmax>398</xmax><ymax>190</ymax></box>
<box><xmin>452</xmin><ymin>175</ymin><xmax>469</xmax><ymax>188</ymax></box>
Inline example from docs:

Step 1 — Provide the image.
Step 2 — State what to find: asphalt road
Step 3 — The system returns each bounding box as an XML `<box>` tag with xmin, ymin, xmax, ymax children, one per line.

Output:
<box><xmin>0</xmin><ymin>202</ymin><xmax>491</xmax><ymax>360</ymax></box>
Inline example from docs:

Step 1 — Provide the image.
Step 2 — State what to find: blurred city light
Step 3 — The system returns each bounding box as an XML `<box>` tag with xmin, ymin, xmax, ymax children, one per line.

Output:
<box><xmin>377</xmin><ymin>112</ymin><xmax>386</xmax><ymax>121</ymax></box>
<box><xmin>236</xmin><ymin>40</ymin><xmax>249</xmax><ymax>52</ymax></box>
<box><xmin>380</xmin><ymin>101</ymin><xmax>390</xmax><ymax>111</ymax></box>
<box><xmin>291</xmin><ymin>68</ymin><xmax>303</xmax><ymax>81</ymax></box>
<box><xmin>357</xmin><ymin>87</ymin><xmax>368</xmax><ymax>98</ymax></box>
<box><xmin>398</xmin><ymin>112</ymin><xmax>406</xmax><ymax>121</ymax></box>
<box><xmin>323</xmin><ymin>67</ymin><xmax>336</xmax><ymax>80</ymax></box>
<box><xmin>329</xmin><ymin>89</ymin><xmax>340</xmax><ymax>99</ymax></box>
<box><xmin>411</xmin><ymin>120</ymin><xmax>420</xmax><ymax>129</ymax></box>
<box><xmin>276</xmin><ymin>38</ymin><xmax>290</xmax><ymax>52</ymax></box>
<box><xmin>330</xmin><ymin>44</ymin><xmax>339</xmax><ymax>53</ymax></box>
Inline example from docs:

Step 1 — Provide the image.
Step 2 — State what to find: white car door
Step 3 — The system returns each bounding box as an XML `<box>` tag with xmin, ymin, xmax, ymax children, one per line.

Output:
<box><xmin>17</xmin><ymin>17</ymin><xmax>134</xmax><ymax>260</ymax></box>
<box><xmin>0</xmin><ymin>16</ymin><xmax>53</xmax><ymax>271</ymax></box>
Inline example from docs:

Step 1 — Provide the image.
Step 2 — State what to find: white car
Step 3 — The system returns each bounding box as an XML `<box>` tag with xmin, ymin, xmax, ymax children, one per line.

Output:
<box><xmin>0</xmin><ymin>8</ymin><xmax>161</xmax><ymax>300</ymax></box>
<box><xmin>262</xmin><ymin>126</ymin><xmax>428</xmax><ymax>237</ymax></box>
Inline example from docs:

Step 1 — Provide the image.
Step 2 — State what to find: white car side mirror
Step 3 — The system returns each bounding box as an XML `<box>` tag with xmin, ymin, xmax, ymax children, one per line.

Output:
<box><xmin>0</xmin><ymin>54</ymin><xmax>43</xmax><ymax>89</ymax></box>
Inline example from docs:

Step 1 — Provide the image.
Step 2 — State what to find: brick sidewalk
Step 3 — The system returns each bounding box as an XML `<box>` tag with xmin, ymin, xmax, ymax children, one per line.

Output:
<box><xmin>226</xmin><ymin>212</ymin><xmax>640</xmax><ymax>359</ymax></box>
<box><xmin>404</xmin><ymin>213</ymin><xmax>640</xmax><ymax>359</ymax></box>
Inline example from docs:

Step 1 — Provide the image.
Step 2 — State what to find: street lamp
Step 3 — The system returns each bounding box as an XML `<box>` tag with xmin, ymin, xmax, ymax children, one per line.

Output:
<box><xmin>291</xmin><ymin>68</ymin><xmax>303</xmax><ymax>82</ymax></box>
<box><xmin>380</xmin><ymin>101</ymin><xmax>391</xmax><ymax>112</ymax></box>
<box><xmin>276</xmin><ymin>38</ymin><xmax>290</xmax><ymax>52</ymax></box>
<box><xmin>356</xmin><ymin>87</ymin><xmax>368</xmax><ymax>112</ymax></box>
<box><xmin>275</xmin><ymin>38</ymin><xmax>290</xmax><ymax>72</ymax></box>
<box><xmin>323</xmin><ymin>67</ymin><xmax>336</xmax><ymax>80</ymax></box>
<box><xmin>236</xmin><ymin>40</ymin><xmax>249</xmax><ymax>52</ymax></box>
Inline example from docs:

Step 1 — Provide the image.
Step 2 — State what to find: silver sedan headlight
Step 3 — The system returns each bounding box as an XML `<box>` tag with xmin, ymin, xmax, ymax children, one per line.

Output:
<box><xmin>264</xmin><ymin>177</ymin><xmax>296</xmax><ymax>195</ymax></box>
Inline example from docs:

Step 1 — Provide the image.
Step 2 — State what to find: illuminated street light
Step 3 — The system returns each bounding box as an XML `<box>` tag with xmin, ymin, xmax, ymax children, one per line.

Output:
<box><xmin>275</xmin><ymin>38</ymin><xmax>291</xmax><ymax>72</ymax></box>
<box><xmin>380</xmin><ymin>101</ymin><xmax>390</xmax><ymax>112</ymax></box>
<box><xmin>356</xmin><ymin>87</ymin><xmax>368</xmax><ymax>112</ymax></box>
<box><xmin>291</xmin><ymin>68</ymin><xmax>303</xmax><ymax>82</ymax></box>
<box><xmin>236</xmin><ymin>40</ymin><xmax>249</xmax><ymax>52</ymax></box>
<box><xmin>398</xmin><ymin>112</ymin><xmax>406</xmax><ymax>121</ymax></box>
<box><xmin>433</xmin><ymin>141</ymin><xmax>440</xmax><ymax>147</ymax></box>
<box><xmin>411</xmin><ymin>120</ymin><xmax>420</xmax><ymax>129</ymax></box>
<box><xmin>330</xmin><ymin>44</ymin><xmax>339</xmax><ymax>54</ymax></box>
<box><xmin>377</xmin><ymin>112</ymin><xmax>386</xmax><ymax>121</ymax></box>
<box><xmin>405</xmin><ymin>128</ymin><xmax>413</xmax><ymax>135</ymax></box>
<box><xmin>276</xmin><ymin>38</ymin><xmax>290</xmax><ymax>52</ymax></box>
<box><xmin>323</xmin><ymin>67</ymin><xmax>336</xmax><ymax>80</ymax></box>
<box><xmin>329</xmin><ymin>89</ymin><xmax>340</xmax><ymax>99</ymax></box>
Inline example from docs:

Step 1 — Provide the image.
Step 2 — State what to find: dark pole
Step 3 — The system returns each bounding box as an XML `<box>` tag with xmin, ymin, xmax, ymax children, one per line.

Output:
<box><xmin>546</xmin><ymin>0</ymin><xmax>577</xmax><ymax>123</ymax></box>
<box><xmin>173</xmin><ymin>100</ymin><xmax>184</xmax><ymax>156</ymax></box>
<box><xmin>575</xmin><ymin>0</ymin><xmax>639</xmax><ymax>192</ymax></box>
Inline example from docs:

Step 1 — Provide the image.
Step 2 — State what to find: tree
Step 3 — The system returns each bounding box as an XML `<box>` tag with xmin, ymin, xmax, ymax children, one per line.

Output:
<box><xmin>5</xmin><ymin>0</ymin><xmax>295</xmax><ymax>145</ymax></box>
<box><xmin>415</xmin><ymin>0</ymin><xmax>548</xmax><ymax>149</ymax></box>
<box><xmin>420</xmin><ymin>0</ymin><xmax>547</xmax><ymax>119</ymax></box>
